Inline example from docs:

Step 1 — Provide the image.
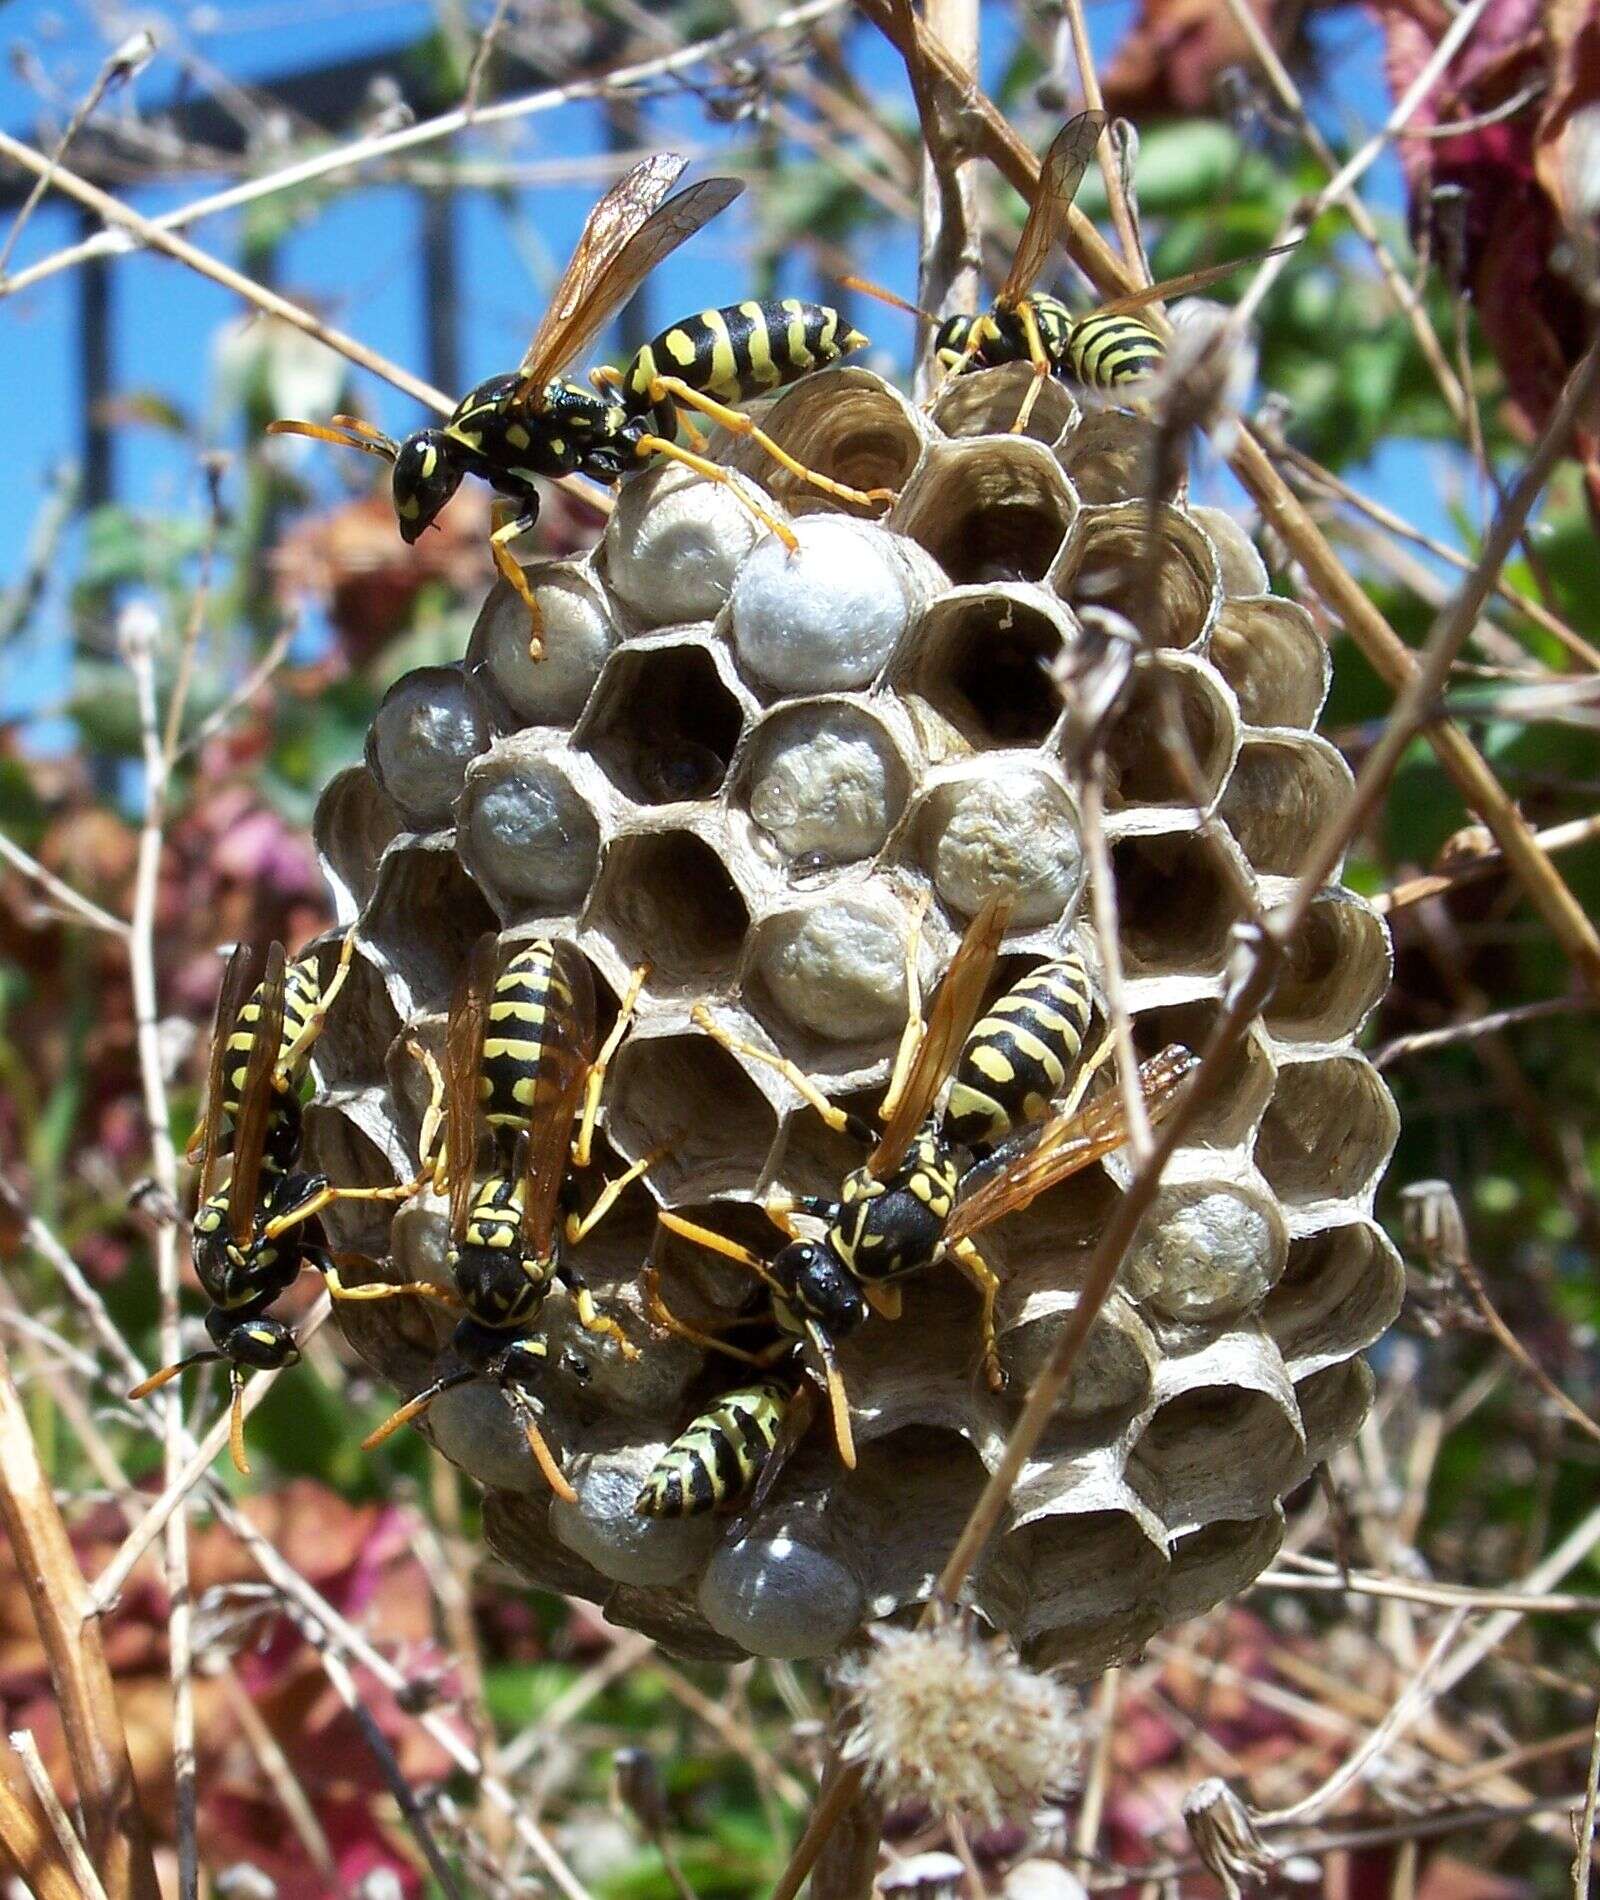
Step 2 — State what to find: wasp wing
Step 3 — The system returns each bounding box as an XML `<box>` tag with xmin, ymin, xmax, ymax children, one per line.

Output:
<box><xmin>870</xmin><ymin>893</ymin><xmax>1011</xmax><ymax>1179</ymax></box>
<box><xmin>196</xmin><ymin>942</ymin><xmax>264</xmax><ymax>1214</ymax></box>
<box><xmin>226</xmin><ymin>942</ymin><xmax>287</xmax><ymax>1246</ymax></box>
<box><xmin>446</xmin><ymin>933</ymin><xmax>499</xmax><ymax>1242</ymax></box>
<box><xmin>945</xmin><ymin>1044</ymin><xmax>1198</xmax><ymax>1243</ymax></box>
<box><xmin>514</xmin><ymin>155</ymin><xmax>743</xmax><ymax>396</ymax></box>
<box><xmin>739</xmin><ymin>1376</ymin><xmax>815</xmax><ymax>1523</ymax></box>
<box><xmin>999</xmin><ymin>110</ymin><xmax>1106</xmax><ymax>309</ymax></box>
<box><xmin>1090</xmin><ymin>241</ymin><xmax>1301</xmax><ymax>317</ymax></box>
<box><xmin>519</xmin><ymin>942</ymin><xmax>597</xmax><ymax>1257</ymax></box>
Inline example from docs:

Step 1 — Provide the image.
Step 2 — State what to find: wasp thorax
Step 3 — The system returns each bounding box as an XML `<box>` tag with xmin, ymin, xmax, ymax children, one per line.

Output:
<box><xmin>311</xmin><ymin>363</ymin><xmax>1396</xmax><ymax>1672</ymax></box>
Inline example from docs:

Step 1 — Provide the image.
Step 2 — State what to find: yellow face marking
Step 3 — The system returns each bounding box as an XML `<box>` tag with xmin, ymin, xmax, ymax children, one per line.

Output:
<box><xmin>665</xmin><ymin>328</ymin><xmax>698</xmax><ymax>368</ymax></box>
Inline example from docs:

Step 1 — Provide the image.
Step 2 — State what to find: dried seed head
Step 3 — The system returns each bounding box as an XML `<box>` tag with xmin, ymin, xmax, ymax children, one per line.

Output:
<box><xmin>1399</xmin><ymin>1178</ymin><xmax>1468</xmax><ymax>1271</ymax></box>
<box><xmin>836</xmin><ymin>1613</ymin><xmax>1083</xmax><ymax>1825</ymax></box>
<box><xmin>1182</xmin><ymin>1778</ymin><xmax>1277</xmax><ymax>1900</ymax></box>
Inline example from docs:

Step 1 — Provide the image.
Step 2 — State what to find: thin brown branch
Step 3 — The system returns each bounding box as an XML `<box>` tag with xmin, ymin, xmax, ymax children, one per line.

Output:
<box><xmin>0</xmin><ymin>1753</ymin><xmax>84</xmax><ymax>1900</ymax></box>
<box><xmin>1375</xmin><ymin>995</ymin><xmax>1598</xmax><ymax>1067</ymax></box>
<box><xmin>9</xmin><ymin>1728</ymin><xmax>112</xmax><ymax>1900</ymax></box>
<box><xmin>1374</xmin><ymin>814</ymin><xmax>1600</xmax><ymax>914</ymax></box>
<box><xmin>0</xmin><ymin>1335</ymin><xmax>159</xmax><ymax>1900</ymax></box>
<box><xmin>1573</xmin><ymin>1700</ymin><xmax>1600</xmax><ymax>1899</ymax></box>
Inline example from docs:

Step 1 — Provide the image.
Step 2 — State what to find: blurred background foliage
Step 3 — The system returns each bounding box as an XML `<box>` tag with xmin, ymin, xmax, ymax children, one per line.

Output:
<box><xmin>4</xmin><ymin>0</ymin><xmax>1600</xmax><ymax>1894</ymax></box>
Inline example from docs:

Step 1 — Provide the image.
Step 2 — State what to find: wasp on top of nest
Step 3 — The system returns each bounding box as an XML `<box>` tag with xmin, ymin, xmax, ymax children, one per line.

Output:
<box><xmin>269</xmin><ymin>152</ymin><xmax>894</xmax><ymax>659</ymax></box>
<box><xmin>847</xmin><ymin>110</ymin><xmax>1292</xmax><ymax>430</ymax></box>
<box><xmin>639</xmin><ymin>897</ymin><xmax>1197</xmax><ymax>1518</ymax></box>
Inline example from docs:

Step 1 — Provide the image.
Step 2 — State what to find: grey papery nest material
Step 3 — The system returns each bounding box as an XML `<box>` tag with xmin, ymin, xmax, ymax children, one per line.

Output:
<box><xmin>304</xmin><ymin>362</ymin><xmax>1398</xmax><ymax>1670</ymax></box>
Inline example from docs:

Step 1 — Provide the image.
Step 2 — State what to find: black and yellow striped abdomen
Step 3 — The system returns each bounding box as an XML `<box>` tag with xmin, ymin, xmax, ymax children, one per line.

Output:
<box><xmin>478</xmin><ymin>941</ymin><xmax>581</xmax><ymax>1137</ymax></box>
<box><xmin>621</xmin><ymin>299</ymin><xmax>867</xmax><ymax>434</ymax></box>
<box><xmin>1063</xmin><ymin>312</ymin><xmax>1165</xmax><ymax>390</ymax></box>
<box><xmin>635</xmin><ymin>1380</ymin><xmax>791</xmax><ymax>1517</ymax></box>
<box><xmin>945</xmin><ymin>954</ymin><xmax>1094</xmax><ymax>1150</ymax></box>
<box><xmin>221</xmin><ymin>954</ymin><xmax>320</xmax><ymax>1120</ymax></box>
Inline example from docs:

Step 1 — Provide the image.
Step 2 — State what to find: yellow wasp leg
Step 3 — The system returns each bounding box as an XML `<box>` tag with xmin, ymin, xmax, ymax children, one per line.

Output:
<box><xmin>1011</xmin><ymin>300</ymin><xmax>1055</xmax><ymax>436</ymax></box>
<box><xmin>690</xmin><ymin>1004</ymin><xmax>852</xmax><ymax>1135</ymax></box>
<box><xmin>404</xmin><ymin>1038</ymin><xmax>450</xmax><ymax>1191</ymax></box>
<box><xmin>592</xmin><ymin>361</ymin><xmax>710</xmax><ymax>450</ymax></box>
<box><xmin>923</xmin><ymin>319</ymin><xmax>988</xmax><ymax>411</ymax></box>
<box><xmin>647</xmin><ymin>376</ymin><xmax>896</xmax><ymax>509</ymax></box>
<box><xmin>567</xmin><ymin>1146</ymin><xmax>660</xmax><ymax>1247</ymax></box>
<box><xmin>260</xmin><ymin>1177</ymin><xmax>426</xmax><ymax>1242</ymax></box>
<box><xmin>879</xmin><ymin>888</ymin><xmax>932</xmax><ymax>1128</ymax></box>
<box><xmin>324</xmin><ymin>1268</ymin><xmax>462</xmax><ymax>1308</ymax></box>
<box><xmin>573</xmin><ymin>962</ymin><xmax>649</xmax><ymax>1170</ymax></box>
<box><xmin>275</xmin><ymin>921</ymin><xmax>361</xmax><ymax>1083</ymax></box>
<box><xmin>949</xmin><ymin>1237</ymin><xmax>1005</xmax><ymax>1390</ymax></box>
<box><xmin>489</xmin><ymin>501</ymin><xmax>546</xmax><ymax>660</ymax></box>
<box><xmin>633</xmin><ymin>435</ymin><xmax>800</xmax><ymax>552</ymax></box>
<box><xmin>641</xmin><ymin>1263</ymin><xmax>790</xmax><ymax>1367</ymax></box>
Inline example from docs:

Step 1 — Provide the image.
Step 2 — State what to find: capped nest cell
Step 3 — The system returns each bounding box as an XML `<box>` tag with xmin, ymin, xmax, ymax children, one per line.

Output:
<box><xmin>306</xmin><ymin>365</ymin><xmax>1397</xmax><ymax>1675</ymax></box>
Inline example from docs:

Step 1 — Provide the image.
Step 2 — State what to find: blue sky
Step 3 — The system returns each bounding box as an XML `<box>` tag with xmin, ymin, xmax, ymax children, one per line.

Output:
<box><xmin>0</xmin><ymin>0</ymin><xmax>1440</xmax><ymax>715</ymax></box>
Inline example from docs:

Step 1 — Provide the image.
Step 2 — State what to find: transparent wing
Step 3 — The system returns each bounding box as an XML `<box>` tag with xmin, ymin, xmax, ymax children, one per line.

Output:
<box><xmin>519</xmin><ymin>942</ymin><xmax>597</xmax><ymax>1256</ymax></box>
<box><xmin>945</xmin><ymin>1044</ymin><xmax>1198</xmax><ymax>1242</ymax></box>
<box><xmin>870</xmin><ymin>893</ymin><xmax>1011</xmax><ymax>1179</ymax></box>
<box><xmin>196</xmin><ymin>942</ymin><xmax>264</xmax><ymax>1213</ymax></box>
<box><xmin>1091</xmin><ymin>241</ymin><xmax>1301</xmax><ymax>317</ymax></box>
<box><xmin>227</xmin><ymin>942</ymin><xmax>287</xmax><ymax>1246</ymax></box>
<box><xmin>999</xmin><ymin>110</ymin><xmax>1106</xmax><ymax>308</ymax></box>
<box><xmin>446</xmin><ymin>934</ymin><xmax>498</xmax><ymax>1241</ymax></box>
<box><xmin>740</xmin><ymin>1377</ymin><xmax>814</xmax><ymax>1522</ymax></box>
<box><xmin>514</xmin><ymin>156</ymin><xmax>742</xmax><ymax>394</ymax></box>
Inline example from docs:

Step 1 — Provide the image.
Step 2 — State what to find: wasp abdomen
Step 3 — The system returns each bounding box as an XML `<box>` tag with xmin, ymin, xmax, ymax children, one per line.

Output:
<box><xmin>1064</xmin><ymin>313</ymin><xmax>1165</xmax><ymax>390</ymax></box>
<box><xmin>946</xmin><ymin>954</ymin><xmax>1094</xmax><ymax>1150</ymax></box>
<box><xmin>479</xmin><ymin>940</ymin><xmax>577</xmax><ymax>1136</ymax></box>
<box><xmin>622</xmin><ymin>299</ymin><xmax>867</xmax><ymax>430</ymax></box>
<box><xmin>636</xmin><ymin>1381</ymin><xmax>790</xmax><ymax>1517</ymax></box>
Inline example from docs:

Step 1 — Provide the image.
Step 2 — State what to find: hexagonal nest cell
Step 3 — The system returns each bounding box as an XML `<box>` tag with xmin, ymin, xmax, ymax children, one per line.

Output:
<box><xmin>307</xmin><ymin>365</ymin><xmax>1395</xmax><ymax>1673</ymax></box>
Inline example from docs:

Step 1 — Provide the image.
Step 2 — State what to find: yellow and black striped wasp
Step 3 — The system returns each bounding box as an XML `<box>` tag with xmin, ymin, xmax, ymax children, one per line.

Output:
<box><xmin>847</xmin><ymin>110</ymin><xmax>1294</xmax><ymax>430</ymax></box>
<box><xmin>635</xmin><ymin>1376</ymin><xmax>798</xmax><ymax>1520</ymax></box>
<box><xmin>269</xmin><ymin>152</ymin><xmax>888</xmax><ymax>659</ymax></box>
<box><xmin>646</xmin><ymin>895</ymin><xmax>1197</xmax><ymax>1487</ymax></box>
<box><xmin>130</xmin><ymin>932</ymin><xmax>411</xmax><ymax>1472</ymax></box>
<box><xmin>355</xmin><ymin>934</ymin><xmax>652</xmax><ymax>1501</ymax></box>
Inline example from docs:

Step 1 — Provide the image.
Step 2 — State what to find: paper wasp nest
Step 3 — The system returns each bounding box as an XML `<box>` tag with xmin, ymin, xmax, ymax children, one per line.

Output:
<box><xmin>306</xmin><ymin>363</ymin><xmax>1399</xmax><ymax>1674</ymax></box>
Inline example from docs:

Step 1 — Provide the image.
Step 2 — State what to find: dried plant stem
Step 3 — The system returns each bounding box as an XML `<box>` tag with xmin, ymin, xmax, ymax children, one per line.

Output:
<box><xmin>1259</xmin><ymin>1564</ymin><xmax>1600</xmax><ymax>1616</ymax></box>
<box><xmin>0</xmin><ymin>130</ymin><xmax>448</xmax><ymax>409</ymax></box>
<box><xmin>0</xmin><ymin>1755</ymin><xmax>84</xmax><ymax>1900</ymax></box>
<box><xmin>810</xmin><ymin>1740</ymin><xmax>887</xmax><ymax>1900</ymax></box>
<box><xmin>1080</xmin><ymin>773</ymin><xmax>1150</xmax><ymax>1157</ymax></box>
<box><xmin>855</xmin><ymin>0</ymin><xmax>1600</xmax><ymax>992</ymax></box>
<box><xmin>0</xmin><ymin>1336</ymin><xmax>159</xmax><ymax>1900</ymax></box>
<box><xmin>9</xmin><ymin>1729</ymin><xmax>111</xmax><ymax>1900</ymax></box>
<box><xmin>1375</xmin><ymin>814</ymin><xmax>1600</xmax><ymax>914</ymax></box>
<box><xmin>0</xmin><ymin>829</ymin><xmax>129</xmax><ymax>937</ymax></box>
<box><xmin>217</xmin><ymin>1671</ymin><xmax>340</xmax><ymax>1885</ymax></box>
<box><xmin>1573</xmin><ymin>1701</ymin><xmax>1600</xmax><ymax>1898</ymax></box>
<box><xmin>1058</xmin><ymin>0</ymin><xmax>1142</xmax><ymax>269</ymax></box>
<box><xmin>1</xmin><ymin>0</ymin><xmax>847</xmax><ymax>302</ymax></box>
<box><xmin>1375</xmin><ymin>996</ymin><xmax>1598</xmax><ymax>1067</ymax></box>
<box><xmin>127</xmin><ymin>601</ymin><xmax>199</xmax><ymax>1900</ymax></box>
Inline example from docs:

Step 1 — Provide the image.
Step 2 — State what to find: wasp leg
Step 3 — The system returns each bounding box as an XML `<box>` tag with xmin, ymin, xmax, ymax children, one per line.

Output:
<box><xmin>260</xmin><ymin>1177</ymin><xmax>428</xmax><ymax>1242</ymax></box>
<box><xmin>647</xmin><ymin>376</ymin><xmax>895</xmax><ymax>509</ymax></box>
<box><xmin>922</xmin><ymin>325</ymin><xmax>986</xmax><ymax>411</ymax></box>
<box><xmin>489</xmin><ymin>501</ymin><xmax>546</xmax><ymax>660</ymax></box>
<box><xmin>566</xmin><ymin>1144</ymin><xmax>662</xmax><ymax>1251</ymax></box>
<box><xmin>275</xmin><ymin>921</ymin><xmax>361</xmax><ymax>1083</ymax></box>
<box><xmin>325</xmin><ymin>1270</ymin><xmax>461</xmax><ymax>1308</ymax></box>
<box><xmin>642</xmin><ymin>1263</ymin><xmax>791</xmax><ymax>1367</ymax></box>
<box><xmin>573</xmin><ymin>962</ymin><xmax>649</xmax><ymax>1169</ymax></box>
<box><xmin>403</xmin><ymin>1038</ymin><xmax>450</xmax><ymax>1191</ymax></box>
<box><xmin>879</xmin><ymin>888</ymin><xmax>933</xmax><ymax>1128</ymax></box>
<box><xmin>949</xmin><ymin>1236</ymin><xmax>1005</xmax><ymax>1390</ymax></box>
<box><xmin>555</xmin><ymin>1259</ymin><xmax>638</xmax><ymax>1359</ymax></box>
<box><xmin>690</xmin><ymin>1005</ymin><xmax>873</xmax><ymax>1143</ymax></box>
<box><xmin>633</xmin><ymin>435</ymin><xmax>800</xmax><ymax>553</ymax></box>
<box><xmin>1011</xmin><ymin>301</ymin><xmax>1055</xmax><ymax>436</ymax></box>
<box><xmin>501</xmin><ymin>1386</ymin><xmax>579</xmax><ymax>1503</ymax></box>
<box><xmin>593</xmin><ymin>361</ymin><xmax>709</xmax><ymax>449</ymax></box>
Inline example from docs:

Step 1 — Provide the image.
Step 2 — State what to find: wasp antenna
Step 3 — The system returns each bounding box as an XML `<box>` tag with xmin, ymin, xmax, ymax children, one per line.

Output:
<box><xmin>839</xmin><ymin>273</ymin><xmax>936</xmax><ymax>324</ymax></box>
<box><xmin>228</xmin><ymin>1370</ymin><xmax>250</xmax><ymax>1476</ymax></box>
<box><xmin>360</xmin><ymin>1368</ymin><xmax>471</xmax><ymax>1451</ymax></box>
<box><xmin>266</xmin><ymin>417</ymin><xmax>399</xmax><ymax>464</ymax></box>
<box><xmin>330</xmin><ymin>413</ymin><xmax>401</xmax><ymax>453</ymax></box>
<box><xmin>806</xmin><ymin>1320</ymin><xmax>856</xmax><ymax>1470</ymax></box>
<box><xmin>128</xmin><ymin>1350</ymin><xmax>219</xmax><ymax>1401</ymax></box>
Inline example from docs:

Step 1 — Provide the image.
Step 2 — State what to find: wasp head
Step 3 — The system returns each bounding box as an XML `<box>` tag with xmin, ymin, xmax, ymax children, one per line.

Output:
<box><xmin>771</xmin><ymin>1238</ymin><xmax>870</xmax><ymax>1339</ymax></box>
<box><xmin>392</xmin><ymin>430</ymin><xmax>464</xmax><ymax>542</ymax></box>
<box><xmin>210</xmin><ymin>1311</ymin><xmax>300</xmax><ymax>1373</ymax></box>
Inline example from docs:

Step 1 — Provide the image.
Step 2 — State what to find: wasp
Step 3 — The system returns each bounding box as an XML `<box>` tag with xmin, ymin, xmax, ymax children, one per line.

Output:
<box><xmin>646</xmin><ymin>894</ymin><xmax>1197</xmax><ymax>1479</ymax></box>
<box><xmin>130</xmin><ymin>931</ymin><xmax>414</xmax><ymax>1472</ymax></box>
<box><xmin>846</xmin><ymin>111</ymin><xmax>1293</xmax><ymax>431</ymax></box>
<box><xmin>353</xmin><ymin>934</ymin><xmax>652</xmax><ymax>1501</ymax></box>
<box><xmin>635</xmin><ymin>1376</ymin><xmax>800</xmax><ymax>1519</ymax></box>
<box><xmin>269</xmin><ymin>153</ymin><xmax>889</xmax><ymax>659</ymax></box>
